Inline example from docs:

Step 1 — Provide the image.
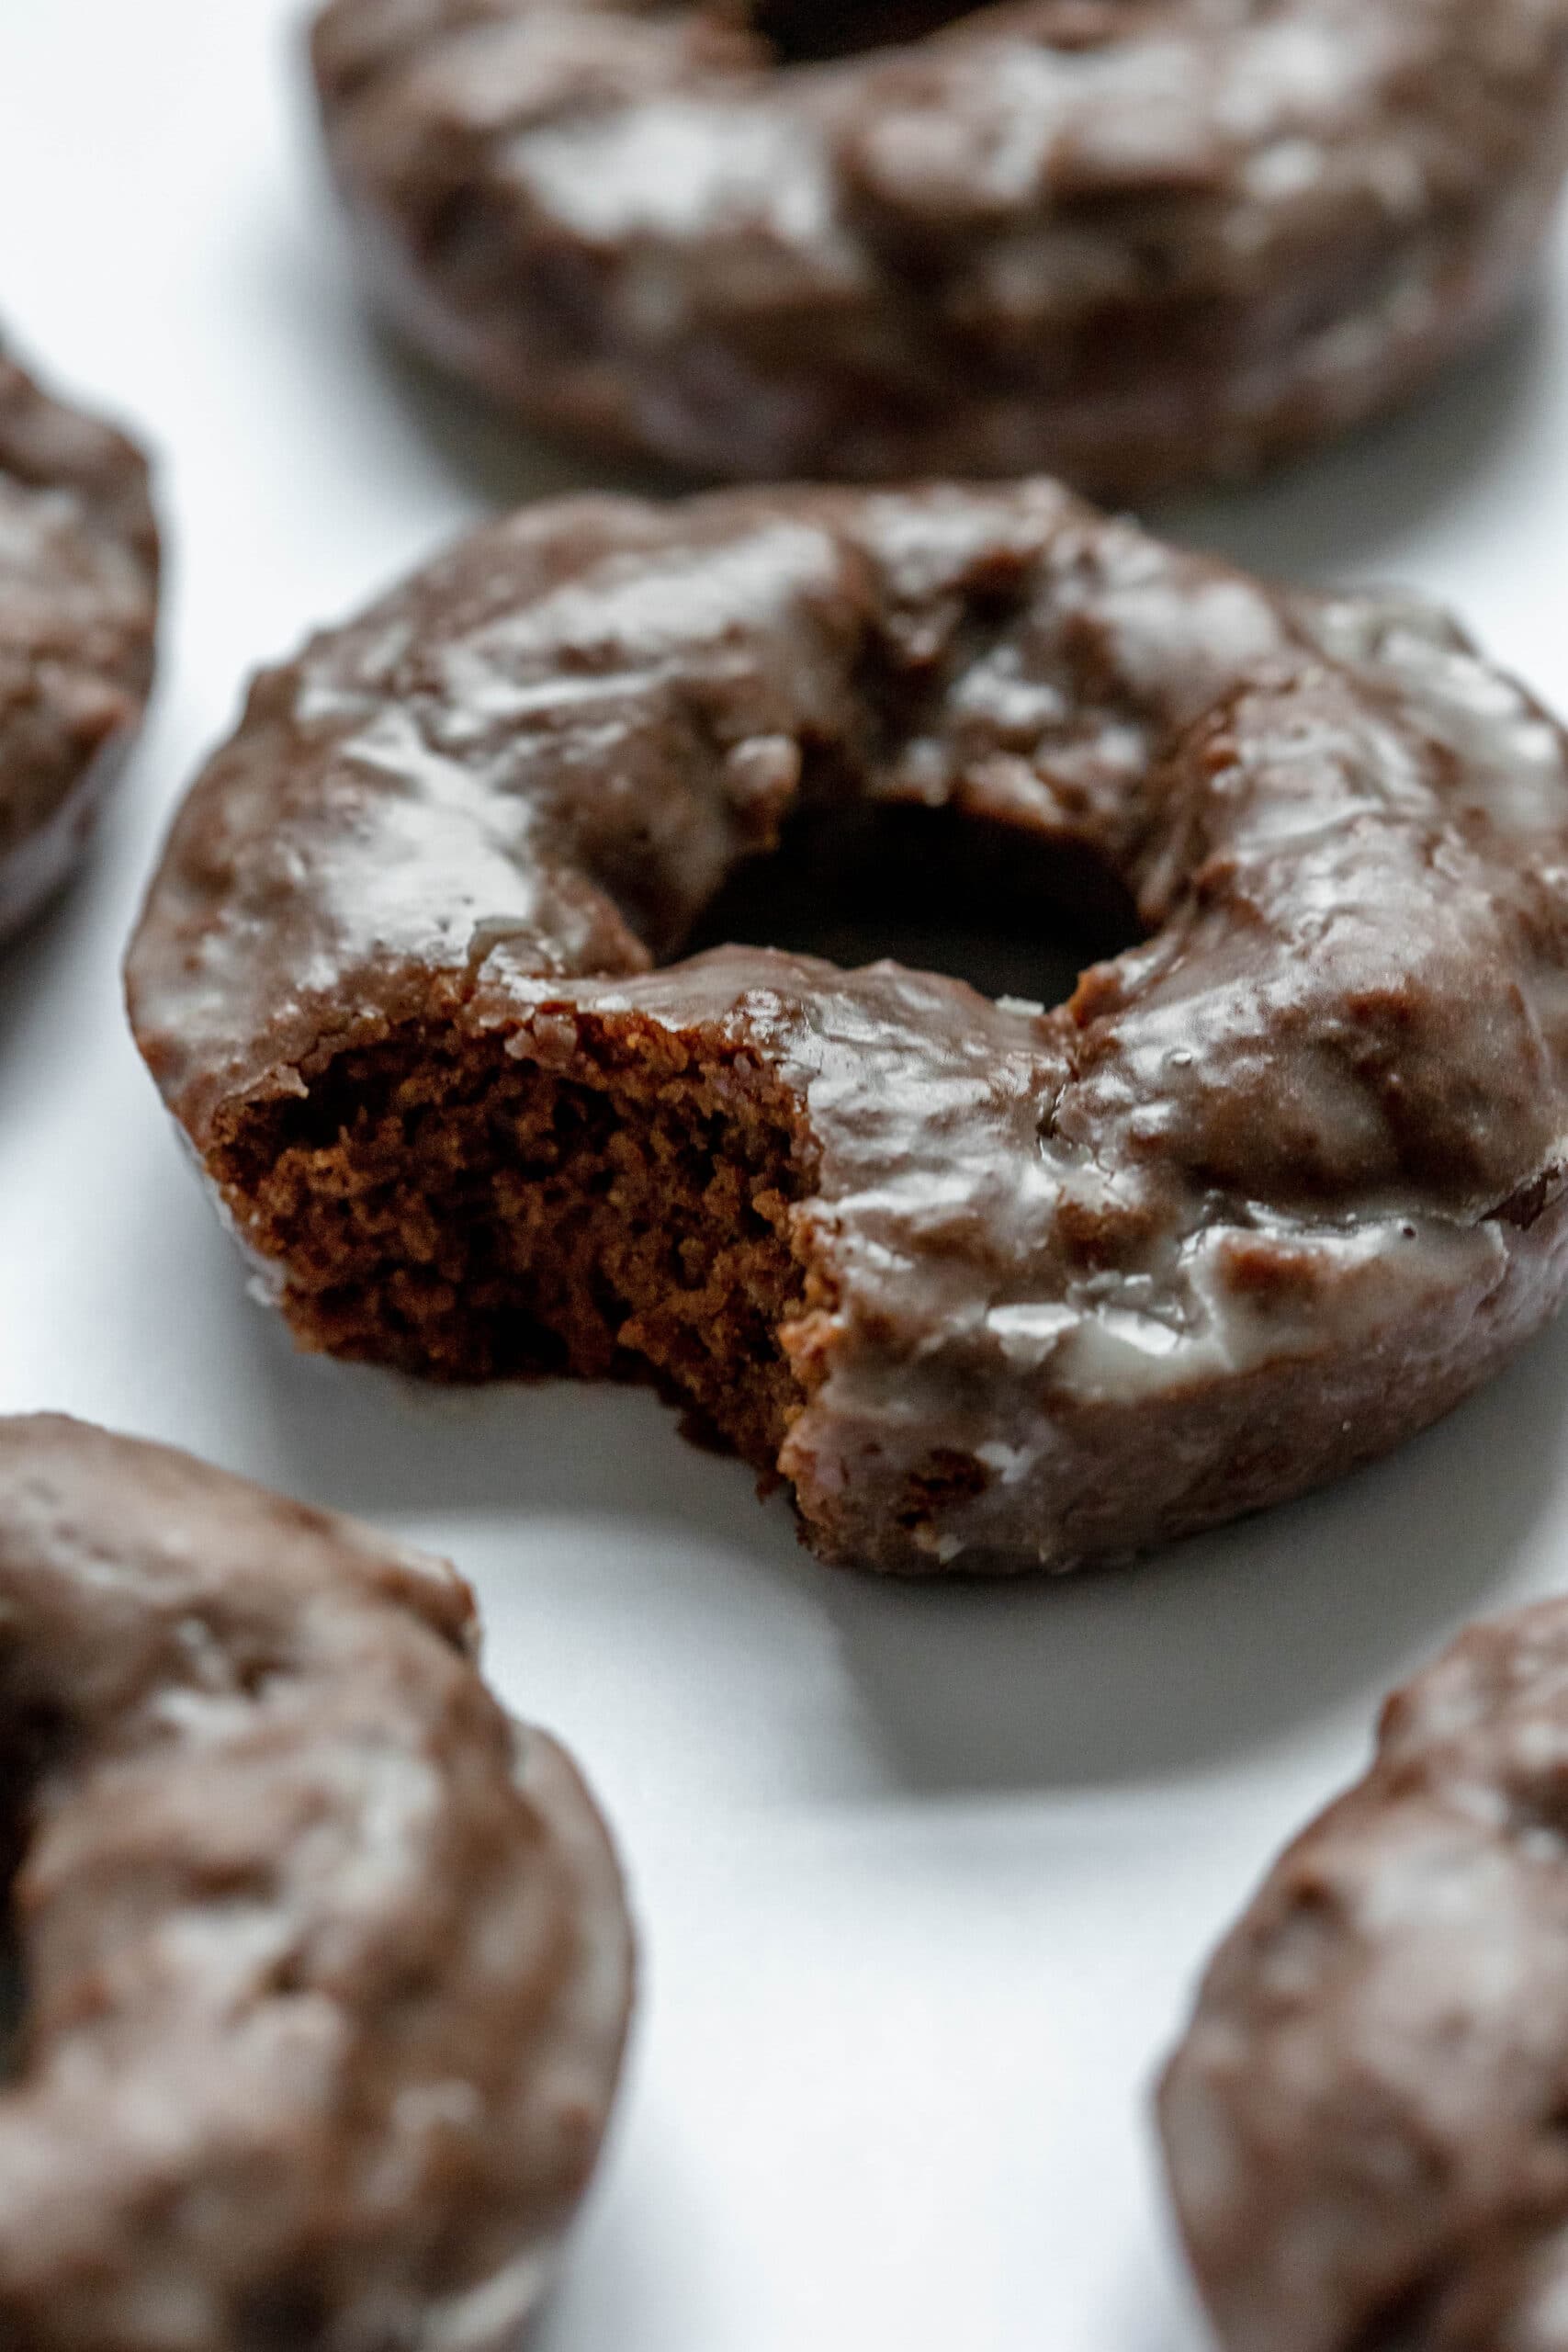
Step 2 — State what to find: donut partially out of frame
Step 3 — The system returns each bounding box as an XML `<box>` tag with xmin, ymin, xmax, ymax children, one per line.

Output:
<box><xmin>1160</xmin><ymin>1598</ymin><xmax>1568</xmax><ymax>2352</ymax></box>
<box><xmin>309</xmin><ymin>0</ymin><xmax>1568</xmax><ymax>492</ymax></box>
<box><xmin>0</xmin><ymin>1415</ymin><xmax>632</xmax><ymax>2349</ymax></box>
<box><xmin>0</xmin><ymin>345</ymin><xmax>158</xmax><ymax>936</ymax></box>
<box><xmin>127</xmin><ymin>479</ymin><xmax>1568</xmax><ymax>1576</ymax></box>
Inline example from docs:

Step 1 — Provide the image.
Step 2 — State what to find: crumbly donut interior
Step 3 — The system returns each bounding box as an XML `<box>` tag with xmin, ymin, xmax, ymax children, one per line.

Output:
<box><xmin>212</xmin><ymin>1022</ymin><xmax>822</xmax><ymax>1478</ymax></box>
<box><xmin>209</xmin><ymin>803</ymin><xmax>1136</xmax><ymax>1487</ymax></box>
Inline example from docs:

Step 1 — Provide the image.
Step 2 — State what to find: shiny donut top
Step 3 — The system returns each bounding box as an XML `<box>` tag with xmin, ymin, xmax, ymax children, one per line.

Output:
<box><xmin>127</xmin><ymin>481</ymin><xmax>1568</xmax><ymax>1572</ymax></box>
<box><xmin>0</xmin><ymin>349</ymin><xmax>158</xmax><ymax>930</ymax></box>
<box><xmin>1161</xmin><ymin>1597</ymin><xmax>1568</xmax><ymax>2352</ymax></box>
<box><xmin>0</xmin><ymin>1416</ymin><xmax>632</xmax><ymax>2348</ymax></box>
<box><xmin>310</xmin><ymin>0</ymin><xmax>1568</xmax><ymax>488</ymax></box>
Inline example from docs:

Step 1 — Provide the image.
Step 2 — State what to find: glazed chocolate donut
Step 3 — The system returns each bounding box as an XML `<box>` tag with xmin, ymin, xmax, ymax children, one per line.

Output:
<box><xmin>126</xmin><ymin>480</ymin><xmax>1568</xmax><ymax>1577</ymax></box>
<box><xmin>1159</xmin><ymin>1598</ymin><xmax>1568</xmax><ymax>2352</ymax></box>
<box><xmin>308</xmin><ymin>0</ymin><xmax>1568</xmax><ymax>492</ymax></box>
<box><xmin>0</xmin><ymin>345</ymin><xmax>158</xmax><ymax>934</ymax></box>
<box><xmin>0</xmin><ymin>1414</ymin><xmax>632</xmax><ymax>2349</ymax></box>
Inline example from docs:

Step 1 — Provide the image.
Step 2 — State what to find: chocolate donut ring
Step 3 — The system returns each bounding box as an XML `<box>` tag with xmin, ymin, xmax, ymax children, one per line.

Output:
<box><xmin>0</xmin><ymin>1414</ymin><xmax>632</xmax><ymax>2348</ymax></box>
<box><xmin>1159</xmin><ymin>1598</ymin><xmax>1568</xmax><ymax>2352</ymax></box>
<box><xmin>126</xmin><ymin>480</ymin><xmax>1568</xmax><ymax>1576</ymax></box>
<box><xmin>308</xmin><ymin>0</ymin><xmax>1568</xmax><ymax>492</ymax></box>
<box><xmin>0</xmin><ymin>346</ymin><xmax>158</xmax><ymax>936</ymax></box>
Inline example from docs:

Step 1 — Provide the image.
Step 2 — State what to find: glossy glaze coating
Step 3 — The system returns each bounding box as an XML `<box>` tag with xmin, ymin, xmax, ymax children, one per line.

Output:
<box><xmin>310</xmin><ymin>0</ymin><xmax>1568</xmax><ymax>492</ymax></box>
<box><xmin>0</xmin><ymin>347</ymin><xmax>158</xmax><ymax>934</ymax></box>
<box><xmin>128</xmin><ymin>480</ymin><xmax>1568</xmax><ymax>1573</ymax></box>
<box><xmin>1160</xmin><ymin>1597</ymin><xmax>1568</xmax><ymax>2352</ymax></box>
<box><xmin>0</xmin><ymin>1416</ymin><xmax>633</xmax><ymax>2349</ymax></box>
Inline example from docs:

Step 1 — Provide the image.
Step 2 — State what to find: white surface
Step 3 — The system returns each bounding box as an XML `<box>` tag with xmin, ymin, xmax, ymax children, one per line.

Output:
<box><xmin>4</xmin><ymin>7</ymin><xmax>1568</xmax><ymax>2346</ymax></box>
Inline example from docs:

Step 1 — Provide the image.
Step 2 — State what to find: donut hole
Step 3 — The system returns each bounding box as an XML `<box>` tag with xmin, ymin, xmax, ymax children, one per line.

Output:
<box><xmin>0</xmin><ymin>1701</ymin><xmax>68</xmax><ymax>2083</ymax></box>
<box><xmin>0</xmin><ymin>1858</ymin><xmax>24</xmax><ymax>2086</ymax></box>
<box><xmin>1507</xmin><ymin>1777</ymin><xmax>1568</xmax><ymax>1860</ymax></box>
<box><xmin>237</xmin><ymin>2282</ymin><xmax>332</xmax><ymax>2347</ymax></box>
<box><xmin>0</xmin><ymin>1954</ymin><xmax>21</xmax><ymax>2086</ymax></box>
<box><xmin>1342</xmin><ymin>2286</ymin><xmax>1438</xmax><ymax>2352</ymax></box>
<box><xmin>748</xmin><ymin>0</ymin><xmax>995</xmax><ymax>62</ymax></box>
<box><xmin>684</xmin><ymin>797</ymin><xmax>1139</xmax><ymax>1008</ymax></box>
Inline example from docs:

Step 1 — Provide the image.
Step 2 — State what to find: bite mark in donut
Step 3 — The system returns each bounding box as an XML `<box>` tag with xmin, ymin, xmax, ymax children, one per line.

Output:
<box><xmin>0</xmin><ymin>347</ymin><xmax>158</xmax><ymax>937</ymax></box>
<box><xmin>309</xmin><ymin>0</ymin><xmax>1568</xmax><ymax>491</ymax></box>
<box><xmin>0</xmin><ymin>1414</ymin><xmax>633</xmax><ymax>2351</ymax></box>
<box><xmin>126</xmin><ymin>481</ymin><xmax>1568</xmax><ymax>1575</ymax></box>
<box><xmin>1160</xmin><ymin>1597</ymin><xmax>1568</xmax><ymax>2352</ymax></box>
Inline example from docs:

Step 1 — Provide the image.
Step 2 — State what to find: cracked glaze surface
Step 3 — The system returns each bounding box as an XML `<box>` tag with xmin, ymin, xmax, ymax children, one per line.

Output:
<box><xmin>0</xmin><ymin>347</ymin><xmax>158</xmax><ymax>936</ymax></box>
<box><xmin>0</xmin><ymin>1416</ymin><xmax>633</xmax><ymax>2350</ymax></box>
<box><xmin>128</xmin><ymin>480</ymin><xmax>1568</xmax><ymax>1572</ymax></box>
<box><xmin>308</xmin><ymin>0</ymin><xmax>1568</xmax><ymax>490</ymax></box>
<box><xmin>1161</xmin><ymin>1599</ymin><xmax>1568</xmax><ymax>2352</ymax></box>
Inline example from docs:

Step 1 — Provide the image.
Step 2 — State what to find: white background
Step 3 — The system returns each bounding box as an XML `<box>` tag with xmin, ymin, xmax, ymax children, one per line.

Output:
<box><xmin>4</xmin><ymin>6</ymin><xmax>1568</xmax><ymax>2345</ymax></box>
